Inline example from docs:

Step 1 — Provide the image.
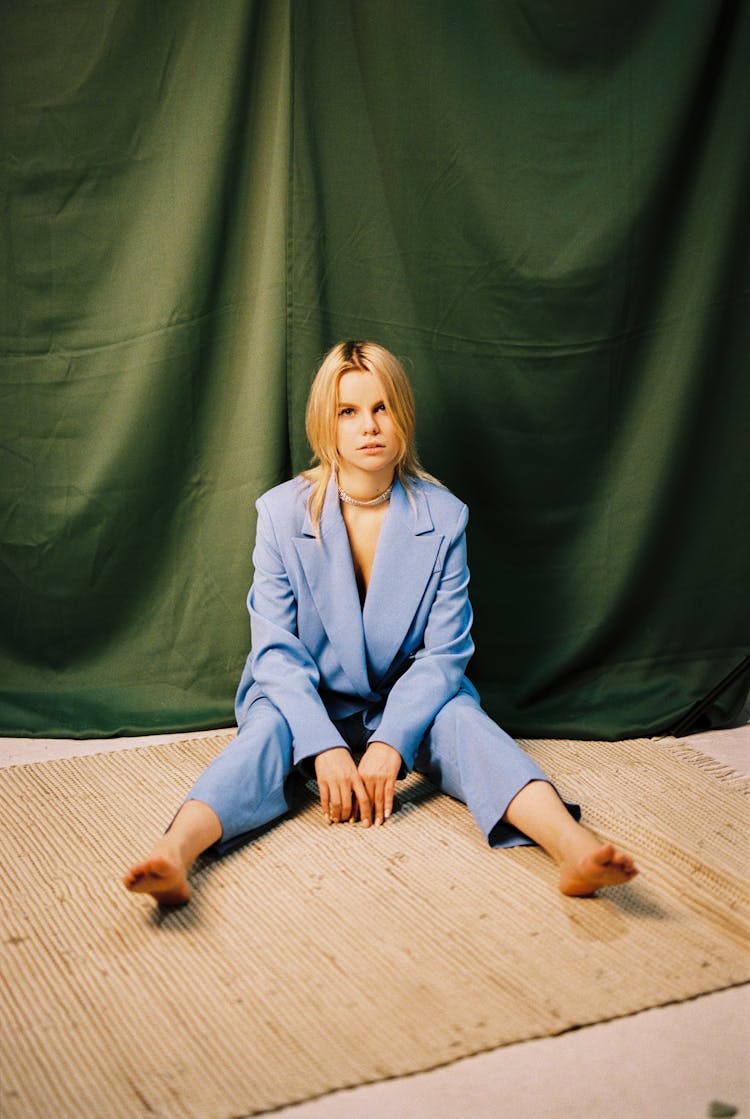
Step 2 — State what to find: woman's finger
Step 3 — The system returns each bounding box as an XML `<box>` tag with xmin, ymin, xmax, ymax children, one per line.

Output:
<box><xmin>329</xmin><ymin>786</ymin><xmax>342</xmax><ymax>823</ymax></box>
<box><xmin>353</xmin><ymin>773</ymin><xmax>372</xmax><ymax>827</ymax></box>
<box><xmin>338</xmin><ymin>783</ymin><xmax>353</xmax><ymax>823</ymax></box>
<box><xmin>319</xmin><ymin>781</ymin><xmax>330</xmax><ymax>821</ymax></box>
<box><xmin>373</xmin><ymin>777</ymin><xmax>386</xmax><ymax>826</ymax></box>
<box><xmin>384</xmin><ymin>776</ymin><xmax>396</xmax><ymax>821</ymax></box>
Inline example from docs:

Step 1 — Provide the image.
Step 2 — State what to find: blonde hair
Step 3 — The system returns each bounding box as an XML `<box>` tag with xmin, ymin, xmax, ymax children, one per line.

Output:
<box><xmin>301</xmin><ymin>340</ymin><xmax>440</xmax><ymax>534</ymax></box>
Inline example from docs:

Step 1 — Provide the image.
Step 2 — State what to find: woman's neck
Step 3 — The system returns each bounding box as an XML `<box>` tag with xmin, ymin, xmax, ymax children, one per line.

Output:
<box><xmin>336</xmin><ymin>467</ymin><xmax>395</xmax><ymax>504</ymax></box>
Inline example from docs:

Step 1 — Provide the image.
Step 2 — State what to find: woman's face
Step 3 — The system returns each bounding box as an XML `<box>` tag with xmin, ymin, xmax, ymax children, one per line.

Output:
<box><xmin>336</xmin><ymin>370</ymin><xmax>401</xmax><ymax>490</ymax></box>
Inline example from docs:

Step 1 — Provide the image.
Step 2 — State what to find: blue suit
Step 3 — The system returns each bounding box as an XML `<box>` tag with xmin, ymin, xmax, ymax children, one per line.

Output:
<box><xmin>189</xmin><ymin>474</ymin><xmax>575</xmax><ymax>851</ymax></box>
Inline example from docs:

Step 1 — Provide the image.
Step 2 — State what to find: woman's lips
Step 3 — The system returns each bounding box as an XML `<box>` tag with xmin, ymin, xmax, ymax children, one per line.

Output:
<box><xmin>358</xmin><ymin>444</ymin><xmax>384</xmax><ymax>452</ymax></box>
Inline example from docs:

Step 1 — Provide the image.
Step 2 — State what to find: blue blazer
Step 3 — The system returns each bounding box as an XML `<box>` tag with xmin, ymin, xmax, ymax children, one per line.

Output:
<box><xmin>234</xmin><ymin>473</ymin><xmax>480</xmax><ymax>771</ymax></box>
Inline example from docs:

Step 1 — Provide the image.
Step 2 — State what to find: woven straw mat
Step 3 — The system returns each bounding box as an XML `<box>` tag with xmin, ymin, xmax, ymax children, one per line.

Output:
<box><xmin>1</xmin><ymin>734</ymin><xmax>748</xmax><ymax>1118</ymax></box>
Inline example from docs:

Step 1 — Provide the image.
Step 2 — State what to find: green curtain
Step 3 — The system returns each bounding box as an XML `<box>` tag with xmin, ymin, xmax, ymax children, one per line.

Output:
<box><xmin>1</xmin><ymin>0</ymin><xmax>748</xmax><ymax>738</ymax></box>
<box><xmin>1</xmin><ymin>1</ymin><xmax>290</xmax><ymax>734</ymax></box>
<box><xmin>288</xmin><ymin>0</ymin><xmax>750</xmax><ymax>737</ymax></box>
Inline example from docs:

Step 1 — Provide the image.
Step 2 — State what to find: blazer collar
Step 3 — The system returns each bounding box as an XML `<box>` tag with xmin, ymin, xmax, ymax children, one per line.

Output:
<box><xmin>300</xmin><ymin>471</ymin><xmax>345</xmax><ymax>540</ymax></box>
<box><xmin>294</xmin><ymin>473</ymin><xmax>444</xmax><ymax>692</ymax></box>
<box><xmin>363</xmin><ymin>478</ymin><xmax>443</xmax><ymax>680</ymax></box>
<box><xmin>299</xmin><ymin>471</ymin><xmax>435</xmax><ymax>538</ymax></box>
<box><xmin>294</xmin><ymin>474</ymin><xmax>371</xmax><ymax>697</ymax></box>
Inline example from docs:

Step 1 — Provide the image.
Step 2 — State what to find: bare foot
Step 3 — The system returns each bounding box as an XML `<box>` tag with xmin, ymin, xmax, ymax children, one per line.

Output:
<box><xmin>559</xmin><ymin>842</ymin><xmax>638</xmax><ymax>897</ymax></box>
<box><xmin>123</xmin><ymin>844</ymin><xmax>191</xmax><ymax>906</ymax></box>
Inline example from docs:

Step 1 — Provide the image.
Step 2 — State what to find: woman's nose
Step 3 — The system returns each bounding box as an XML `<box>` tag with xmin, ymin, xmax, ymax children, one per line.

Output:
<box><xmin>363</xmin><ymin>413</ymin><xmax>379</xmax><ymax>433</ymax></box>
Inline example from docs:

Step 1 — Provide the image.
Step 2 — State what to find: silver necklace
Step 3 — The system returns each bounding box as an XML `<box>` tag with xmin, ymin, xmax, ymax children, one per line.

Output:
<box><xmin>338</xmin><ymin>483</ymin><xmax>393</xmax><ymax>508</ymax></box>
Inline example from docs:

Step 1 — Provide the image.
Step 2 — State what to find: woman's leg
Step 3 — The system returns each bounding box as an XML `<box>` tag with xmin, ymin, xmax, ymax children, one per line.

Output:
<box><xmin>124</xmin><ymin>699</ymin><xmax>294</xmax><ymax>905</ymax></box>
<box><xmin>502</xmin><ymin>779</ymin><xmax>638</xmax><ymax>896</ymax></box>
<box><xmin>123</xmin><ymin>799</ymin><xmax>222</xmax><ymax>905</ymax></box>
<box><xmin>418</xmin><ymin>693</ymin><xmax>637</xmax><ymax>895</ymax></box>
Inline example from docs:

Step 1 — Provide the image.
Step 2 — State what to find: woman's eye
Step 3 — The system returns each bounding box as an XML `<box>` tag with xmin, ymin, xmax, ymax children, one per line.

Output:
<box><xmin>338</xmin><ymin>407</ymin><xmax>354</xmax><ymax>416</ymax></box>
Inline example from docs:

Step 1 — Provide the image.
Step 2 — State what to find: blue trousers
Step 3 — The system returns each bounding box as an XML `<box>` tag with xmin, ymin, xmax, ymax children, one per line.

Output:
<box><xmin>187</xmin><ymin>693</ymin><xmax>579</xmax><ymax>855</ymax></box>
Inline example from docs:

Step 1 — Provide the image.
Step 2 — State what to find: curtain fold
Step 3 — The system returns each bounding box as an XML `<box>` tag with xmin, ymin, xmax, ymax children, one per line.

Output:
<box><xmin>288</xmin><ymin>0</ymin><xmax>750</xmax><ymax>737</ymax></box>
<box><xmin>1</xmin><ymin>0</ymin><xmax>747</xmax><ymax>738</ymax></box>
<box><xmin>1</xmin><ymin>1</ymin><xmax>290</xmax><ymax>734</ymax></box>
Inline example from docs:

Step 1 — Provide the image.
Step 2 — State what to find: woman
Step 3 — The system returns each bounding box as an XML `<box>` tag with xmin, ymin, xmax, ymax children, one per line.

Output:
<box><xmin>124</xmin><ymin>341</ymin><xmax>637</xmax><ymax>905</ymax></box>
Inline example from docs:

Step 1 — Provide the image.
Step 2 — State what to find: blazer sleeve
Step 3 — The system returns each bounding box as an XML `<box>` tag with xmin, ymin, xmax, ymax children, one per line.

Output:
<box><xmin>242</xmin><ymin>496</ymin><xmax>348</xmax><ymax>764</ymax></box>
<box><xmin>370</xmin><ymin>503</ymin><xmax>475</xmax><ymax>770</ymax></box>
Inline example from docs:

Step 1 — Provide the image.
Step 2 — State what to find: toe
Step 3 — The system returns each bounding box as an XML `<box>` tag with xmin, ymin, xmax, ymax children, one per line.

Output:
<box><xmin>594</xmin><ymin>843</ymin><xmax>616</xmax><ymax>867</ymax></box>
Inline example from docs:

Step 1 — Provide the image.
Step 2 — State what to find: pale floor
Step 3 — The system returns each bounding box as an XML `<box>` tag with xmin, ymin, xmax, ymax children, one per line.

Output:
<box><xmin>2</xmin><ymin>724</ymin><xmax>748</xmax><ymax>1119</ymax></box>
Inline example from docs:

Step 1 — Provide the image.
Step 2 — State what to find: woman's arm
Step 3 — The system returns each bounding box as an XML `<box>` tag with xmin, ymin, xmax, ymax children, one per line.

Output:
<box><xmin>247</xmin><ymin>497</ymin><xmax>372</xmax><ymax>822</ymax></box>
<box><xmin>368</xmin><ymin>504</ymin><xmax>475</xmax><ymax>771</ymax></box>
<box><xmin>243</xmin><ymin>497</ymin><xmax>350</xmax><ymax>765</ymax></box>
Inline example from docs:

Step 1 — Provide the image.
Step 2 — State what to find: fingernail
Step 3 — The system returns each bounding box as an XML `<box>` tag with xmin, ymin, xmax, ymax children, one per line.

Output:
<box><xmin>375</xmin><ymin>817</ymin><xmax>382</xmax><ymax>827</ymax></box>
<box><xmin>384</xmin><ymin>810</ymin><xmax>391</xmax><ymax>820</ymax></box>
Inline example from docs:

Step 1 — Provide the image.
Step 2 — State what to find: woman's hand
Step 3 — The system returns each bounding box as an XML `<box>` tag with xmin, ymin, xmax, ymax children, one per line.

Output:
<box><xmin>357</xmin><ymin>741</ymin><xmax>402</xmax><ymax>826</ymax></box>
<box><xmin>314</xmin><ymin>747</ymin><xmax>371</xmax><ymax>825</ymax></box>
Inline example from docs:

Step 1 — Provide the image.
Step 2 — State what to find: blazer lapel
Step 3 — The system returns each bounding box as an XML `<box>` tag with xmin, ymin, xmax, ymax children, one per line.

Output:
<box><xmin>292</xmin><ymin>475</ymin><xmax>373</xmax><ymax>698</ymax></box>
<box><xmin>363</xmin><ymin>479</ymin><xmax>444</xmax><ymax>681</ymax></box>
